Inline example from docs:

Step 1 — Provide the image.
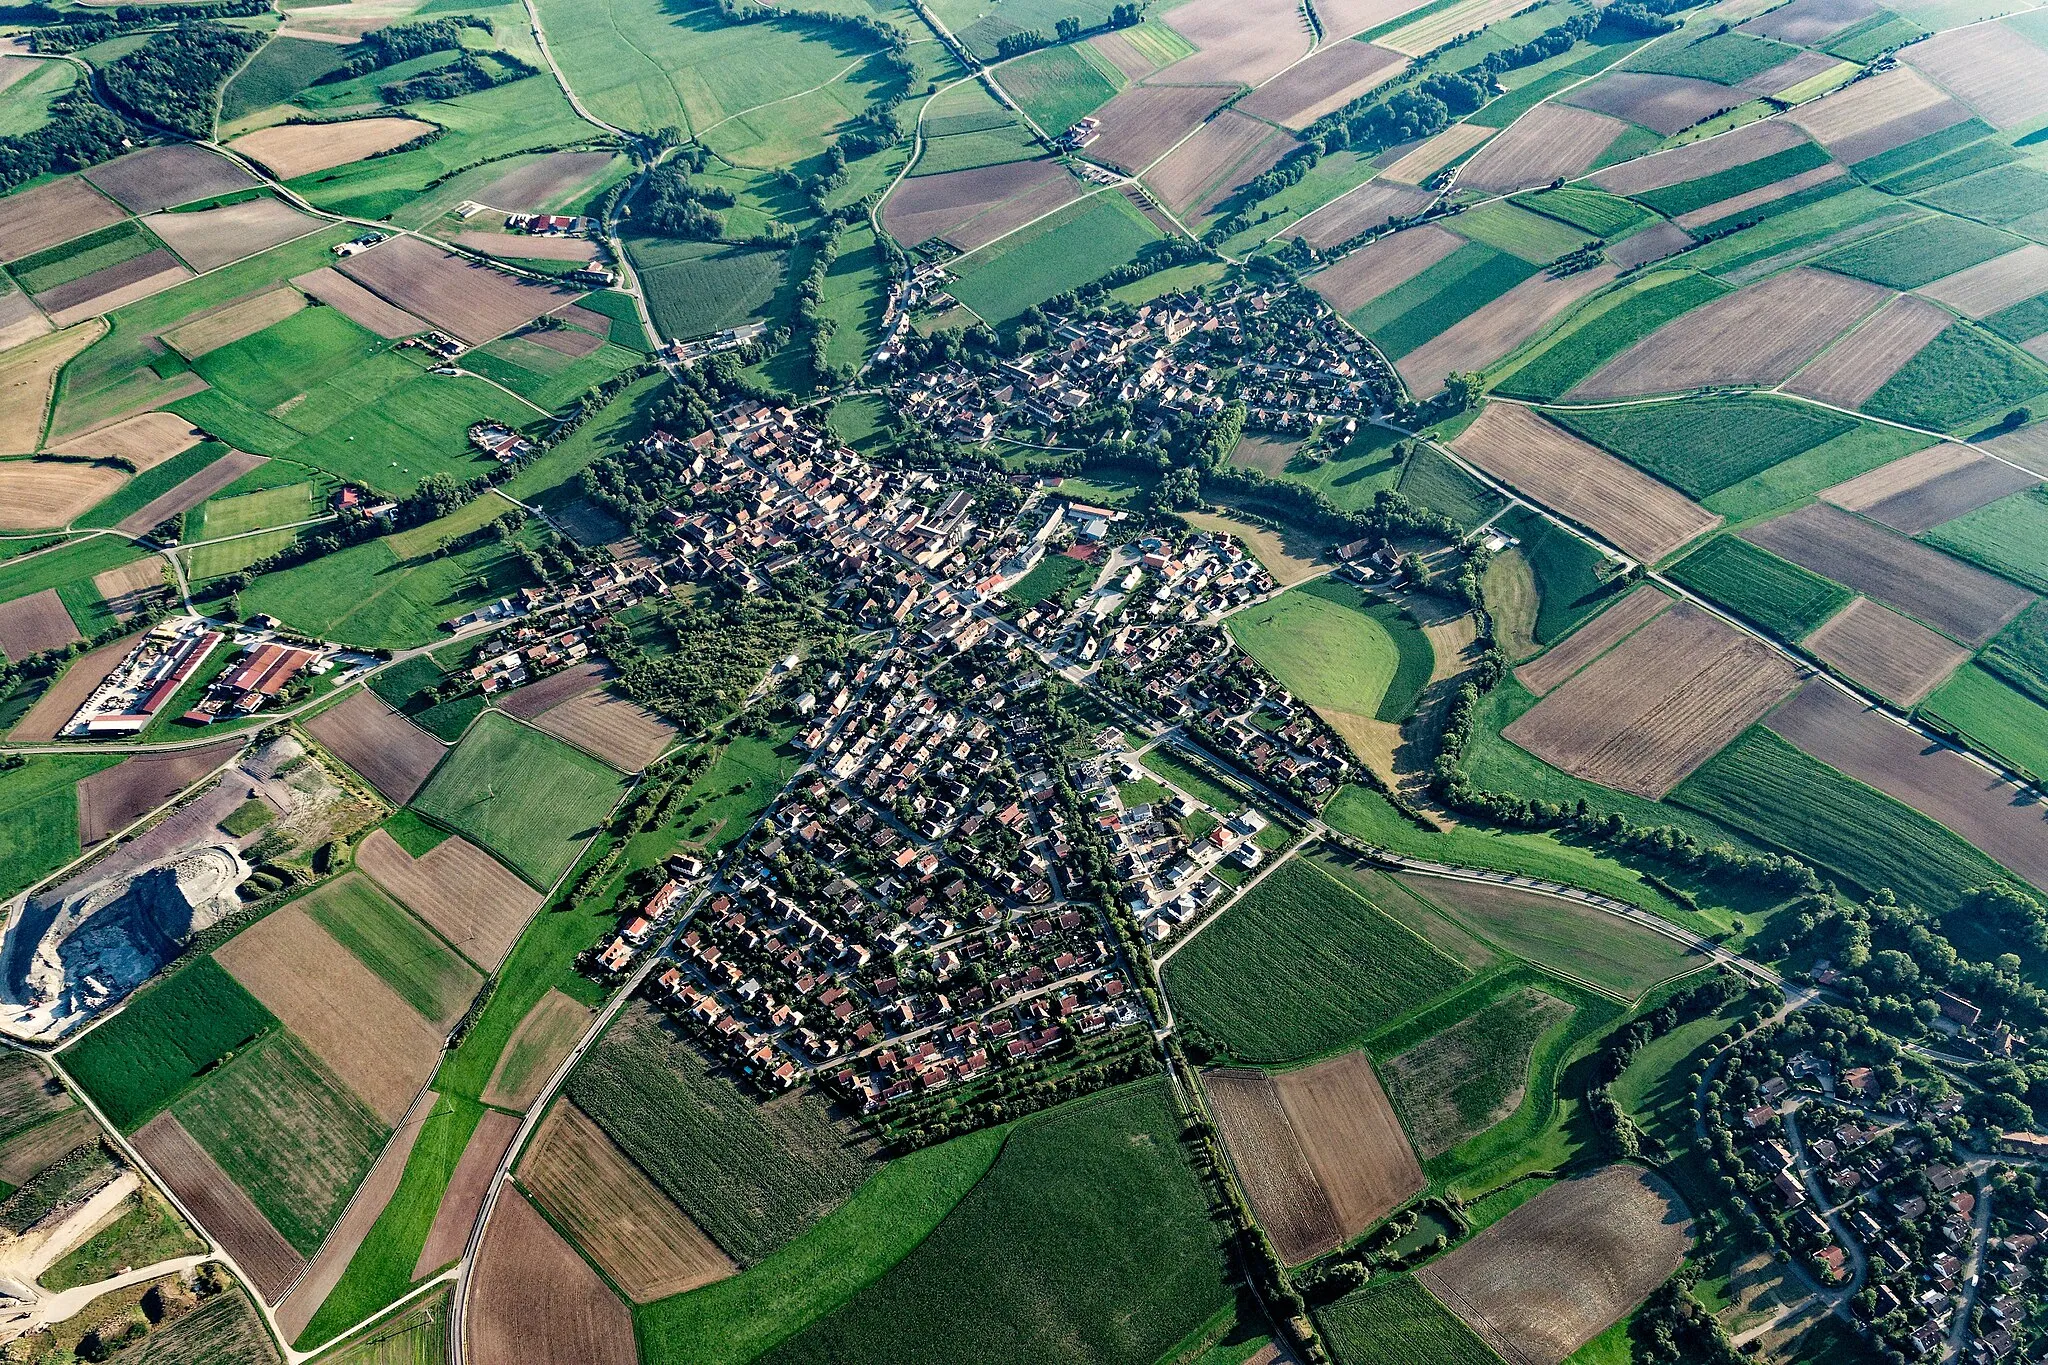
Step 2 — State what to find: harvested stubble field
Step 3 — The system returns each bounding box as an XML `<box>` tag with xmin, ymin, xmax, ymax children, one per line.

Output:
<box><xmin>1238</xmin><ymin>41</ymin><xmax>1403</xmax><ymax>129</ymax></box>
<box><xmin>482</xmin><ymin>988</ymin><xmax>589</xmax><ymax>1111</ymax></box>
<box><xmin>414</xmin><ymin>1108</ymin><xmax>521</xmax><ymax>1279</ymax></box>
<box><xmin>1450</xmin><ymin>404</ymin><xmax>1720</xmax><ymax>564</ymax></box>
<box><xmin>1502</xmin><ymin>601</ymin><xmax>1804</xmax><ymax>798</ymax></box>
<box><xmin>1766</xmin><ymin>679</ymin><xmax>2048</xmax><ymax>891</ymax></box>
<box><xmin>1286</xmin><ymin>180</ymin><xmax>1437</xmax><ymax>250</ymax></box>
<box><xmin>1081</xmin><ymin>84</ymin><xmax>1234</xmax><ymax>175</ymax></box>
<box><xmin>1398</xmin><ymin>265</ymin><xmax>1618</xmax><ymax>399</ymax></box>
<box><xmin>1785</xmin><ymin>293</ymin><xmax>1953</xmax><ymax>409</ymax></box>
<box><xmin>1788</xmin><ymin>65</ymin><xmax>1968</xmax><ymax>162</ymax></box>
<box><xmin>1383</xmin><ymin>987</ymin><xmax>1573</xmax><ymax>1157</ymax></box>
<box><xmin>1741</xmin><ymin>0</ymin><xmax>1878</xmax><ymax>43</ymax></box>
<box><xmin>131</xmin><ymin>1113</ymin><xmax>305</xmax><ymax>1304</ymax></box>
<box><xmin>301</xmin><ymin>873</ymin><xmax>481</xmax><ymax>1029</ymax></box>
<box><xmin>1900</xmin><ymin>21</ymin><xmax>2048</xmax><ymax>131</ymax></box>
<box><xmin>112</xmin><ymin>448</ymin><xmax>266</xmax><ymax>537</ymax></box>
<box><xmin>1456</xmin><ymin>105</ymin><xmax>1626</xmax><ymax>194</ymax></box>
<box><xmin>0</xmin><ymin>461</ymin><xmax>128</xmax><ymax>530</ymax></box>
<box><xmin>1560</xmin><ymin>71</ymin><xmax>1738</xmax><ymax>137</ymax></box>
<box><xmin>1207</xmin><ymin>1052</ymin><xmax>1423</xmax><ymax>1264</ymax></box>
<box><xmin>230</xmin><ymin>118</ymin><xmax>438</xmax><ymax>181</ymax></box>
<box><xmin>305</xmin><ymin>692</ymin><xmax>445</xmax><ymax>804</ymax></box>
<box><xmin>0</xmin><ymin>178</ymin><xmax>126</xmax><ymax>263</ymax></box>
<box><xmin>497</xmin><ymin>660</ymin><xmax>610</xmax><ymax>719</ymax></box>
<box><xmin>1591</xmin><ymin>118</ymin><xmax>1807</xmax><ymax>197</ymax></box>
<box><xmin>1804</xmin><ymin>597</ymin><xmax>1968</xmax><ymax>705</ymax></box>
<box><xmin>1163</xmin><ymin>858</ymin><xmax>1468</xmax><ymax>1063</ymax></box>
<box><xmin>1515</xmin><ymin>585</ymin><xmax>1671</xmax><ymax>697</ymax></box>
<box><xmin>521</xmin><ymin>1100</ymin><xmax>735</xmax><ymax>1301</ymax></box>
<box><xmin>0</xmin><ymin>1051</ymin><xmax>73</xmax><ymax>1141</ymax></box>
<box><xmin>82</xmin><ymin>145</ymin><xmax>258</xmax><ymax>216</ymax></box>
<box><xmin>289</xmin><ymin>268</ymin><xmax>424</xmax><ymax>339</ymax></box>
<box><xmin>1147</xmin><ymin>110</ymin><xmax>1295</xmax><ymax>218</ymax></box>
<box><xmin>356</xmin><ymin>827</ymin><xmax>542</xmax><ymax>972</ymax></box>
<box><xmin>1155</xmin><ymin>0</ymin><xmax>1311</xmax><ymax>84</ymax></box>
<box><xmin>1821</xmin><ymin>444</ymin><xmax>2039</xmax><ymax>535</ymax></box>
<box><xmin>51</xmin><ymin>411</ymin><xmax>205</xmax><ymax>468</ymax></box>
<box><xmin>1919</xmin><ymin>243</ymin><xmax>2048</xmax><ymax>318</ymax></box>
<box><xmin>0</xmin><ymin>587</ymin><xmax>80</xmax><ymax>659</ymax></box>
<box><xmin>94</xmin><ymin>556</ymin><xmax>169</xmax><ymax>622</ymax></box>
<box><xmin>1569</xmin><ymin>267</ymin><xmax>1887</xmax><ymax>399</ymax></box>
<box><xmin>10</xmin><ymin>630</ymin><xmax>137</xmax><ymax>740</ymax></box>
<box><xmin>1380</xmin><ymin>122</ymin><xmax>1494</xmax><ymax>186</ymax></box>
<box><xmin>338</xmin><ymin>236</ymin><xmax>573</xmax><ymax>346</ymax></box>
<box><xmin>1308</xmin><ymin>223</ymin><xmax>1463</xmax><ymax>314</ymax></box>
<box><xmin>76</xmin><ymin>739</ymin><xmax>242</xmax><ymax>844</ymax></box>
<box><xmin>0</xmin><ymin>1108</ymin><xmax>97</xmax><ymax>1189</ymax></box>
<box><xmin>469</xmin><ymin>1188</ymin><xmax>635</xmax><ymax>1365</ymax></box>
<box><xmin>1419</xmin><ymin>1165</ymin><xmax>1690</xmax><ymax>1365</ymax></box>
<box><xmin>214</xmin><ymin>905</ymin><xmax>447</xmax><ymax>1125</ymax></box>
<box><xmin>1740</xmin><ymin>501</ymin><xmax>2033</xmax><ymax>646</ymax></box>
<box><xmin>529</xmin><ymin>686</ymin><xmax>677</xmax><ymax>771</ymax></box>
<box><xmin>144</xmin><ymin>198</ymin><xmax>324</xmax><ymax>274</ymax></box>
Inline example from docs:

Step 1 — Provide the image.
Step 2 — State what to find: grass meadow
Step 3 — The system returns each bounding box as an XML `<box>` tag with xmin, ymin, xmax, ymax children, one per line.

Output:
<box><xmin>0</xmin><ymin>755</ymin><xmax>118</xmax><ymax>900</ymax></box>
<box><xmin>1921</xmin><ymin>664</ymin><xmax>2048</xmax><ymax>781</ymax></box>
<box><xmin>1982</xmin><ymin>603</ymin><xmax>2048</xmax><ymax>707</ymax></box>
<box><xmin>1816</xmin><ymin>214</ymin><xmax>2019</xmax><ymax>290</ymax></box>
<box><xmin>61</xmin><ymin>957</ymin><xmax>277</xmax><ymax>1132</ymax></box>
<box><xmin>1925</xmin><ymin>488</ymin><xmax>2048</xmax><ymax>591</ymax></box>
<box><xmin>1228</xmin><ymin>578</ymin><xmax>1434</xmax><ymax>724</ymax></box>
<box><xmin>1496</xmin><ymin>507</ymin><xmax>1619</xmax><ymax>646</ymax></box>
<box><xmin>1862</xmin><ymin>324</ymin><xmax>2048</xmax><ymax>432</ymax></box>
<box><xmin>412</xmin><ymin>712</ymin><xmax>626</xmax><ymax>889</ymax></box>
<box><xmin>1701</xmin><ymin>422</ymin><xmax>1932</xmax><ymax>524</ymax></box>
<box><xmin>999</xmin><ymin>42</ymin><xmax>1123</xmax><ymax>135</ymax></box>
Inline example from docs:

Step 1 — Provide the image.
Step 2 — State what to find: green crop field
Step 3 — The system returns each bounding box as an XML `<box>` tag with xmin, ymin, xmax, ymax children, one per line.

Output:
<box><xmin>1666</xmin><ymin>535</ymin><xmax>1850</xmax><ymax>641</ymax></box>
<box><xmin>1498</xmin><ymin>506</ymin><xmax>1620</xmax><ymax>645</ymax></box>
<box><xmin>303</xmin><ymin>875</ymin><xmax>481</xmax><ymax>1026</ymax></box>
<box><xmin>1863</xmin><ymin>324</ymin><xmax>2048</xmax><ymax>431</ymax></box>
<box><xmin>413</xmin><ymin>712</ymin><xmax>625</xmax><ymax>889</ymax></box>
<box><xmin>62</xmin><ymin>957</ymin><xmax>277</xmax><ymax>1131</ymax></box>
<box><xmin>629</xmin><ymin>238</ymin><xmax>791</xmax><ymax>344</ymax></box>
<box><xmin>1879</xmin><ymin>139</ymin><xmax>2019</xmax><ymax>195</ymax></box>
<box><xmin>1549</xmin><ymin>395</ymin><xmax>1854</xmax><ymax>499</ymax></box>
<box><xmin>195</xmin><ymin>307</ymin><xmax>390</xmax><ymax>412</ymax></box>
<box><xmin>1317</xmin><ymin>1274</ymin><xmax>1500</xmax><ymax>1365</ymax></box>
<box><xmin>1826</xmin><ymin>10</ymin><xmax>1927</xmax><ymax>60</ymax></box>
<box><xmin>221</xmin><ymin>35</ymin><xmax>351</xmax><ymax>121</ymax></box>
<box><xmin>1925</xmin><ymin>487</ymin><xmax>2048</xmax><ymax>592</ymax></box>
<box><xmin>567</xmin><ymin>1002</ymin><xmax>876</xmax><ymax>1265</ymax></box>
<box><xmin>193</xmin><ymin>482</ymin><xmax>315</xmax><ymax>540</ymax></box>
<box><xmin>1922</xmin><ymin>165</ymin><xmax>2048</xmax><ymax>226</ymax></box>
<box><xmin>1449</xmin><ymin>201</ymin><xmax>1593</xmax><ymax>264</ymax></box>
<box><xmin>637</xmin><ymin>1128</ymin><xmax>1006</xmax><ymax>1365</ymax></box>
<box><xmin>462</xmin><ymin>337</ymin><xmax>645</xmax><ymax>413</ymax></box>
<box><xmin>75</xmin><ymin>442</ymin><xmax>230</xmax><ymax>532</ymax></box>
<box><xmin>1397</xmin><ymin>443</ymin><xmax>1503</xmax><ymax>528</ymax></box>
<box><xmin>173</xmin><ymin>1031</ymin><xmax>387</xmax><ymax>1257</ymax></box>
<box><xmin>949</xmin><ymin>193</ymin><xmax>1160</xmax><ymax>324</ymax></box>
<box><xmin>1671</xmin><ymin>726</ymin><xmax>2011</xmax><ymax>913</ymax></box>
<box><xmin>1851</xmin><ymin>117</ymin><xmax>1993</xmax><ymax>182</ymax></box>
<box><xmin>0</xmin><ymin>755</ymin><xmax>119</xmax><ymax>899</ymax></box>
<box><xmin>1816</xmin><ymin>214</ymin><xmax>2019</xmax><ymax>289</ymax></box>
<box><xmin>759</xmin><ymin>1081</ymin><xmax>1231</xmax><ymax>1365</ymax></box>
<box><xmin>1627</xmin><ymin>29</ymin><xmax>1799</xmax><ymax>84</ymax></box>
<box><xmin>0</xmin><ymin>524</ymin><xmax>148</xmax><ymax>637</ymax></box>
<box><xmin>1141</xmin><ymin>747</ymin><xmax>1248</xmax><ymax>816</ymax></box>
<box><xmin>1383</xmin><ymin>986</ymin><xmax>1573</xmax><ymax>1156</ymax></box>
<box><xmin>1511</xmin><ymin>185</ymin><xmax>1654</xmax><ymax>239</ymax></box>
<box><xmin>1687</xmin><ymin>185</ymin><xmax>1903</xmax><ymax>279</ymax></box>
<box><xmin>1006</xmin><ymin>551</ymin><xmax>1091</xmax><ymax>606</ymax></box>
<box><xmin>1634</xmin><ymin>142</ymin><xmax>1832</xmax><ymax>218</ymax></box>
<box><xmin>1982</xmin><ymin>603</ymin><xmax>2048</xmax><ymax>708</ymax></box>
<box><xmin>1403</xmin><ymin>873</ymin><xmax>1699</xmax><ymax>998</ymax></box>
<box><xmin>1494</xmin><ymin>272</ymin><xmax>1731</xmax><ymax>401</ymax></box>
<box><xmin>1923</xmin><ymin>664</ymin><xmax>2048</xmax><ymax>780</ymax></box>
<box><xmin>1227</xmin><ymin>578</ymin><xmax>1433</xmax><ymax>724</ymax></box>
<box><xmin>1000</xmin><ymin>42</ymin><xmax>1123</xmax><ymax>135</ymax></box>
<box><xmin>1356</xmin><ymin>244</ymin><xmax>1538</xmax><ymax>359</ymax></box>
<box><xmin>1163</xmin><ymin>858</ymin><xmax>1469</xmax><ymax>1063</ymax></box>
<box><xmin>1702</xmin><ymin>422</ymin><xmax>1933</xmax><ymax>523</ymax></box>
<box><xmin>1987</xmin><ymin>293</ymin><xmax>2048</xmax><ymax>348</ymax></box>
<box><xmin>11</xmin><ymin>221</ymin><xmax>159</xmax><ymax>296</ymax></box>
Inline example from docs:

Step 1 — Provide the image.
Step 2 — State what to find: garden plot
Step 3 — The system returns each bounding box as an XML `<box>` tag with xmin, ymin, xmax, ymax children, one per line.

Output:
<box><xmin>1418</xmin><ymin>1165</ymin><xmax>1691</xmax><ymax>1365</ymax></box>
<box><xmin>880</xmin><ymin>160</ymin><xmax>1081</xmax><ymax>253</ymax></box>
<box><xmin>1502</xmin><ymin>601</ymin><xmax>1804</xmax><ymax>797</ymax></box>
<box><xmin>112</xmin><ymin>448</ymin><xmax>266</xmax><ymax>537</ymax></box>
<box><xmin>1450</xmin><ymin>404</ymin><xmax>1721</xmax><ymax>563</ymax></box>
<box><xmin>1672</xmin><ymin>163</ymin><xmax>1844</xmax><ymax>231</ymax></box>
<box><xmin>0</xmin><ymin>588</ymin><xmax>78</xmax><ymax>659</ymax></box>
<box><xmin>529</xmin><ymin>686</ymin><xmax>678</xmax><ymax>771</ymax></box>
<box><xmin>288</xmin><ymin>268</ymin><xmax>425</xmax><ymax>339</ymax></box>
<box><xmin>1740</xmin><ymin>0</ymin><xmax>1881</xmax><ymax>43</ymax></box>
<box><xmin>1082</xmin><ymin>84</ymin><xmax>1235</xmax><ymax>175</ymax></box>
<box><xmin>227</xmin><ymin>117</ymin><xmax>438</xmax><ymax>180</ymax></box>
<box><xmin>1158</xmin><ymin>0</ymin><xmax>1313</xmax><ymax>85</ymax></box>
<box><xmin>1741</xmin><ymin>501</ymin><xmax>2033</xmax><ymax>645</ymax></box>
<box><xmin>41</xmin><ymin>253</ymin><xmax>193</xmax><ymax>329</ymax></box>
<box><xmin>1286</xmin><ymin>181</ymin><xmax>1437</xmax><ymax>250</ymax></box>
<box><xmin>415</xmin><ymin>1109</ymin><xmax>520</xmax><ymax>1278</ymax></box>
<box><xmin>355</xmin><ymin>827</ymin><xmax>539</xmax><ymax>971</ymax></box>
<box><xmin>214</xmin><ymin>905</ymin><xmax>447</xmax><ymax>1124</ymax></box>
<box><xmin>0</xmin><ymin>179</ymin><xmax>126</xmax><ymax>263</ymax></box>
<box><xmin>1591</xmin><ymin>118</ymin><xmax>1809</xmax><ymax>198</ymax></box>
<box><xmin>1819</xmin><ymin>442</ymin><xmax>2039</xmax><ymax>535</ymax></box>
<box><xmin>1569</xmin><ymin>267</ymin><xmax>1886</xmax><ymax>399</ymax></box>
<box><xmin>520</xmin><ymin>1100</ymin><xmax>735</xmax><ymax>1301</ymax></box>
<box><xmin>1399</xmin><ymin>265</ymin><xmax>1619</xmax><ymax>399</ymax></box>
<box><xmin>1901</xmin><ymin>21</ymin><xmax>2048</xmax><ymax>130</ymax></box>
<box><xmin>304</xmin><ymin>692</ymin><xmax>445</xmax><ymax>803</ymax></box>
<box><xmin>1767</xmin><ymin>678</ymin><xmax>2048</xmax><ymax>890</ymax></box>
<box><xmin>76</xmin><ymin>740</ymin><xmax>243</xmax><ymax>845</ymax></box>
<box><xmin>1147</xmin><ymin>110</ymin><xmax>1297</xmax><ymax>219</ymax></box>
<box><xmin>1457</xmin><ymin>106</ymin><xmax>1628</xmax><ymax>194</ymax></box>
<box><xmin>1307</xmin><ymin>223</ymin><xmax>1463</xmax><ymax>314</ymax></box>
<box><xmin>1919</xmin><ymin>244</ymin><xmax>2048</xmax><ymax>318</ymax></box>
<box><xmin>1561</xmin><ymin>72</ymin><xmax>1739</xmax><ymax>137</ymax></box>
<box><xmin>468</xmin><ymin>1188</ymin><xmax>635</xmax><ymax>1365</ymax></box>
<box><xmin>1784</xmin><ymin>294</ymin><xmax>1953</xmax><ymax>409</ymax></box>
<box><xmin>1205</xmin><ymin>1054</ymin><xmax>1423</xmax><ymax>1265</ymax></box>
<box><xmin>0</xmin><ymin>462</ymin><xmax>127</xmax><ymax>529</ymax></box>
<box><xmin>1515</xmin><ymin>584</ymin><xmax>1672</xmax><ymax>697</ymax></box>
<box><xmin>1239</xmin><ymin>42</ymin><xmax>1405</xmax><ymax>129</ymax></box>
<box><xmin>1804</xmin><ymin>597</ymin><xmax>1969</xmax><ymax>704</ymax></box>
<box><xmin>49</xmin><ymin>411</ymin><xmax>205</xmax><ymax>468</ymax></box>
<box><xmin>143</xmin><ymin>198</ymin><xmax>324</xmax><ymax>274</ymax></box>
<box><xmin>1787</xmin><ymin>64</ymin><xmax>1971</xmax><ymax>162</ymax></box>
<box><xmin>132</xmin><ymin>1113</ymin><xmax>304</xmax><ymax>1304</ymax></box>
<box><xmin>337</xmin><ymin>236</ymin><xmax>576</xmax><ymax>345</ymax></box>
<box><xmin>81</xmin><ymin>145</ymin><xmax>258</xmax><ymax>215</ymax></box>
<box><xmin>1383</xmin><ymin>988</ymin><xmax>1573</xmax><ymax>1157</ymax></box>
<box><xmin>1380</xmin><ymin>123</ymin><xmax>1495</xmax><ymax>186</ymax></box>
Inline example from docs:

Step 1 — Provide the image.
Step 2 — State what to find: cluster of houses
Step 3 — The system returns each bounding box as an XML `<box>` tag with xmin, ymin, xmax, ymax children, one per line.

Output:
<box><xmin>1010</xmin><ymin>528</ymin><xmax>1276</xmax><ymax>666</ymax></box>
<box><xmin>467</xmin><ymin>420</ymin><xmax>535</xmax><ymax>463</ymax></box>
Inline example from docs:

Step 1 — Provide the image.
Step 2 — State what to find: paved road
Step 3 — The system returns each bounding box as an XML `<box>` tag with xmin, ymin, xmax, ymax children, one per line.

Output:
<box><xmin>1784</xmin><ymin>1101</ymin><xmax>1866</xmax><ymax>1305</ymax></box>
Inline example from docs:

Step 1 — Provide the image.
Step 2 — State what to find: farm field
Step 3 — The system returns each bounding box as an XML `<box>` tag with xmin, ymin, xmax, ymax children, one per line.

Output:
<box><xmin>1923</xmin><ymin>664</ymin><xmax>2048</xmax><ymax>780</ymax></box>
<box><xmin>1515</xmin><ymin>585</ymin><xmax>1671</xmax><ymax>697</ymax></box>
<box><xmin>1382</xmin><ymin>988</ymin><xmax>1574</xmax><ymax>1156</ymax></box>
<box><xmin>1803</xmin><ymin>597</ymin><xmax>1970</xmax><ymax>705</ymax></box>
<box><xmin>411</xmin><ymin>711</ymin><xmax>627</xmax><ymax>890</ymax></box>
<box><xmin>947</xmin><ymin>193</ymin><xmax>1161</xmax><ymax>324</ymax></box>
<box><xmin>304</xmin><ymin>694</ymin><xmax>445</xmax><ymax>805</ymax></box>
<box><xmin>1396</xmin><ymin>874</ymin><xmax>1700</xmax><ymax>998</ymax></box>
<box><xmin>0</xmin><ymin>754</ymin><xmax>120</xmax><ymax>899</ymax></box>
<box><xmin>1665</xmin><ymin>536</ymin><xmax>1849</xmax><ymax>642</ymax></box>
<box><xmin>1163</xmin><ymin>858</ymin><xmax>1469</xmax><ymax>1063</ymax></box>
<box><xmin>61</xmin><ymin>956</ymin><xmax>276</xmax><ymax>1132</ymax></box>
<box><xmin>299</xmin><ymin>874</ymin><xmax>482</xmax><ymax>1029</ymax></box>
<box><xmin>1548</xmin><ymin>394</ymin><xmax>1854</xmax><ymax>501</ymax></box>
<box><xmin>1821</xmin><ymin>443</ymin><xmax>2038</xmax><ymax>536</ymax></box>
<box><xmin>1318</xmin><ymin>1274</ymin><xmax>1502</xmax><ymax>1365</ymax></box>
<box><xmin>1227</xmin><ymin>578</ymin><xmax>1432</xmax><ymax>727</ymax></box>
<box><xmin>469</xmin><ymin>1188</ymin><xmax>635</xmax><ymax>1365</ymax></box>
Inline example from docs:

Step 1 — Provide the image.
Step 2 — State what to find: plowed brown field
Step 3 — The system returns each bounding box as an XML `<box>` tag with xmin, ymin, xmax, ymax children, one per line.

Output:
<box><xmin>355</xmin><ymin>828</ymin><xmax>539</xmax><ymax>971</ymax></box>
<box><xmin>1784</xmin><ymin>294</ymin><xmax>1951</xmax><ymax>409</ymax></box>
<box><xmin>0</xmin><ymin>587</ymin><xmax>79</xmax><ymax>660</ymax></box>
<box><xmin>133</xmin><ymin>1113</ymin><xmax>305</xmax><ymax>1305</ymax></box>
<box><xmin>1239</xmin><ymin>42</ymin><xmax>1403</xmax><ymax>128</ymax></box>
<box><xmin>415</xmin><ymin>1108</ymin><xmax>521</xmax><ymax>1278</ymax></box>
<box><xmin>1515</xmin><ymin>585</ymin><xmax>1672</xmax><ymax>696</ymax></box>
<box><xmin>1308</xmin><ymin>223</ymin><xmax>1463</xmax><ymax>313</ymax></box>
<box><xmin>1457</xmin><ymin>104</ymin><xmax>1626</xmax><ymax>192</ymax></box>
<box><xmin>338</xmin><ymin>236</ymin><xmax>574</xmax><ymax>345</ymax></box>
<box><xmin>305</xmin><ymin>692</ymin><xmax>444</xmax><ymax>803</ymax></box>
<box><xmin>1399</xmin><ymin>264</ymin><xmax>1618</xmax><ymax>399</ymax></box>
<box><xmin>1804</xmin><ymin>598</ymin><xmax>1968</xmax><ymax>705</ymax></box>
<box><xmin>76</xmin><ymin>739</ymin><xmax>242</xmax><ymax>844</ymax></box>
<box><xmin>1820</xmin><ymin>443</ymin><xmax>2038</xmax><ymax>535</ymax></box>
<box><xmin>0</xmin><ymin>178</ymin><xmax>125</xmax><ymax>263</ymax></box>
<box><xmin>1286</xmin><ymin>180</ymin><xmax>1437</xmax><ymax>249</ymax></box>
<box><xmin>467</xmin><ymin>1188</ymin><xmax>635</xmax><ymax>1365</ymax></box>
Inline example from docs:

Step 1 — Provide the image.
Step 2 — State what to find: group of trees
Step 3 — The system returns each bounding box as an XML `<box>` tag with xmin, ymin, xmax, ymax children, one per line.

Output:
<box><xmin>992</xmin><ymin>3</ymin><xmax>1139</xmax><ymax>58</ymax></box>
<box><xmin>379</xmin><ymin>50</ymin><xmax>537</xmax><ymax>105</ymax></box>
<box><xmin>21</xmin><ymin>0</ymin><xmax>268</xmax><ymax>53</ymax></box>
<box><xmin>323</xmin><ymin>15</ymin><xmax>492</xmax><ymax>78</ymax></box>
<box><xmin>0</xmin><ymin>90</ymin><xmax>131</xmax><ymax>196</ymax></box>
<box><xmin>101</xmin><ymin>22</ymin><xmax>267</xmax><ymax>137</ymax></box>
